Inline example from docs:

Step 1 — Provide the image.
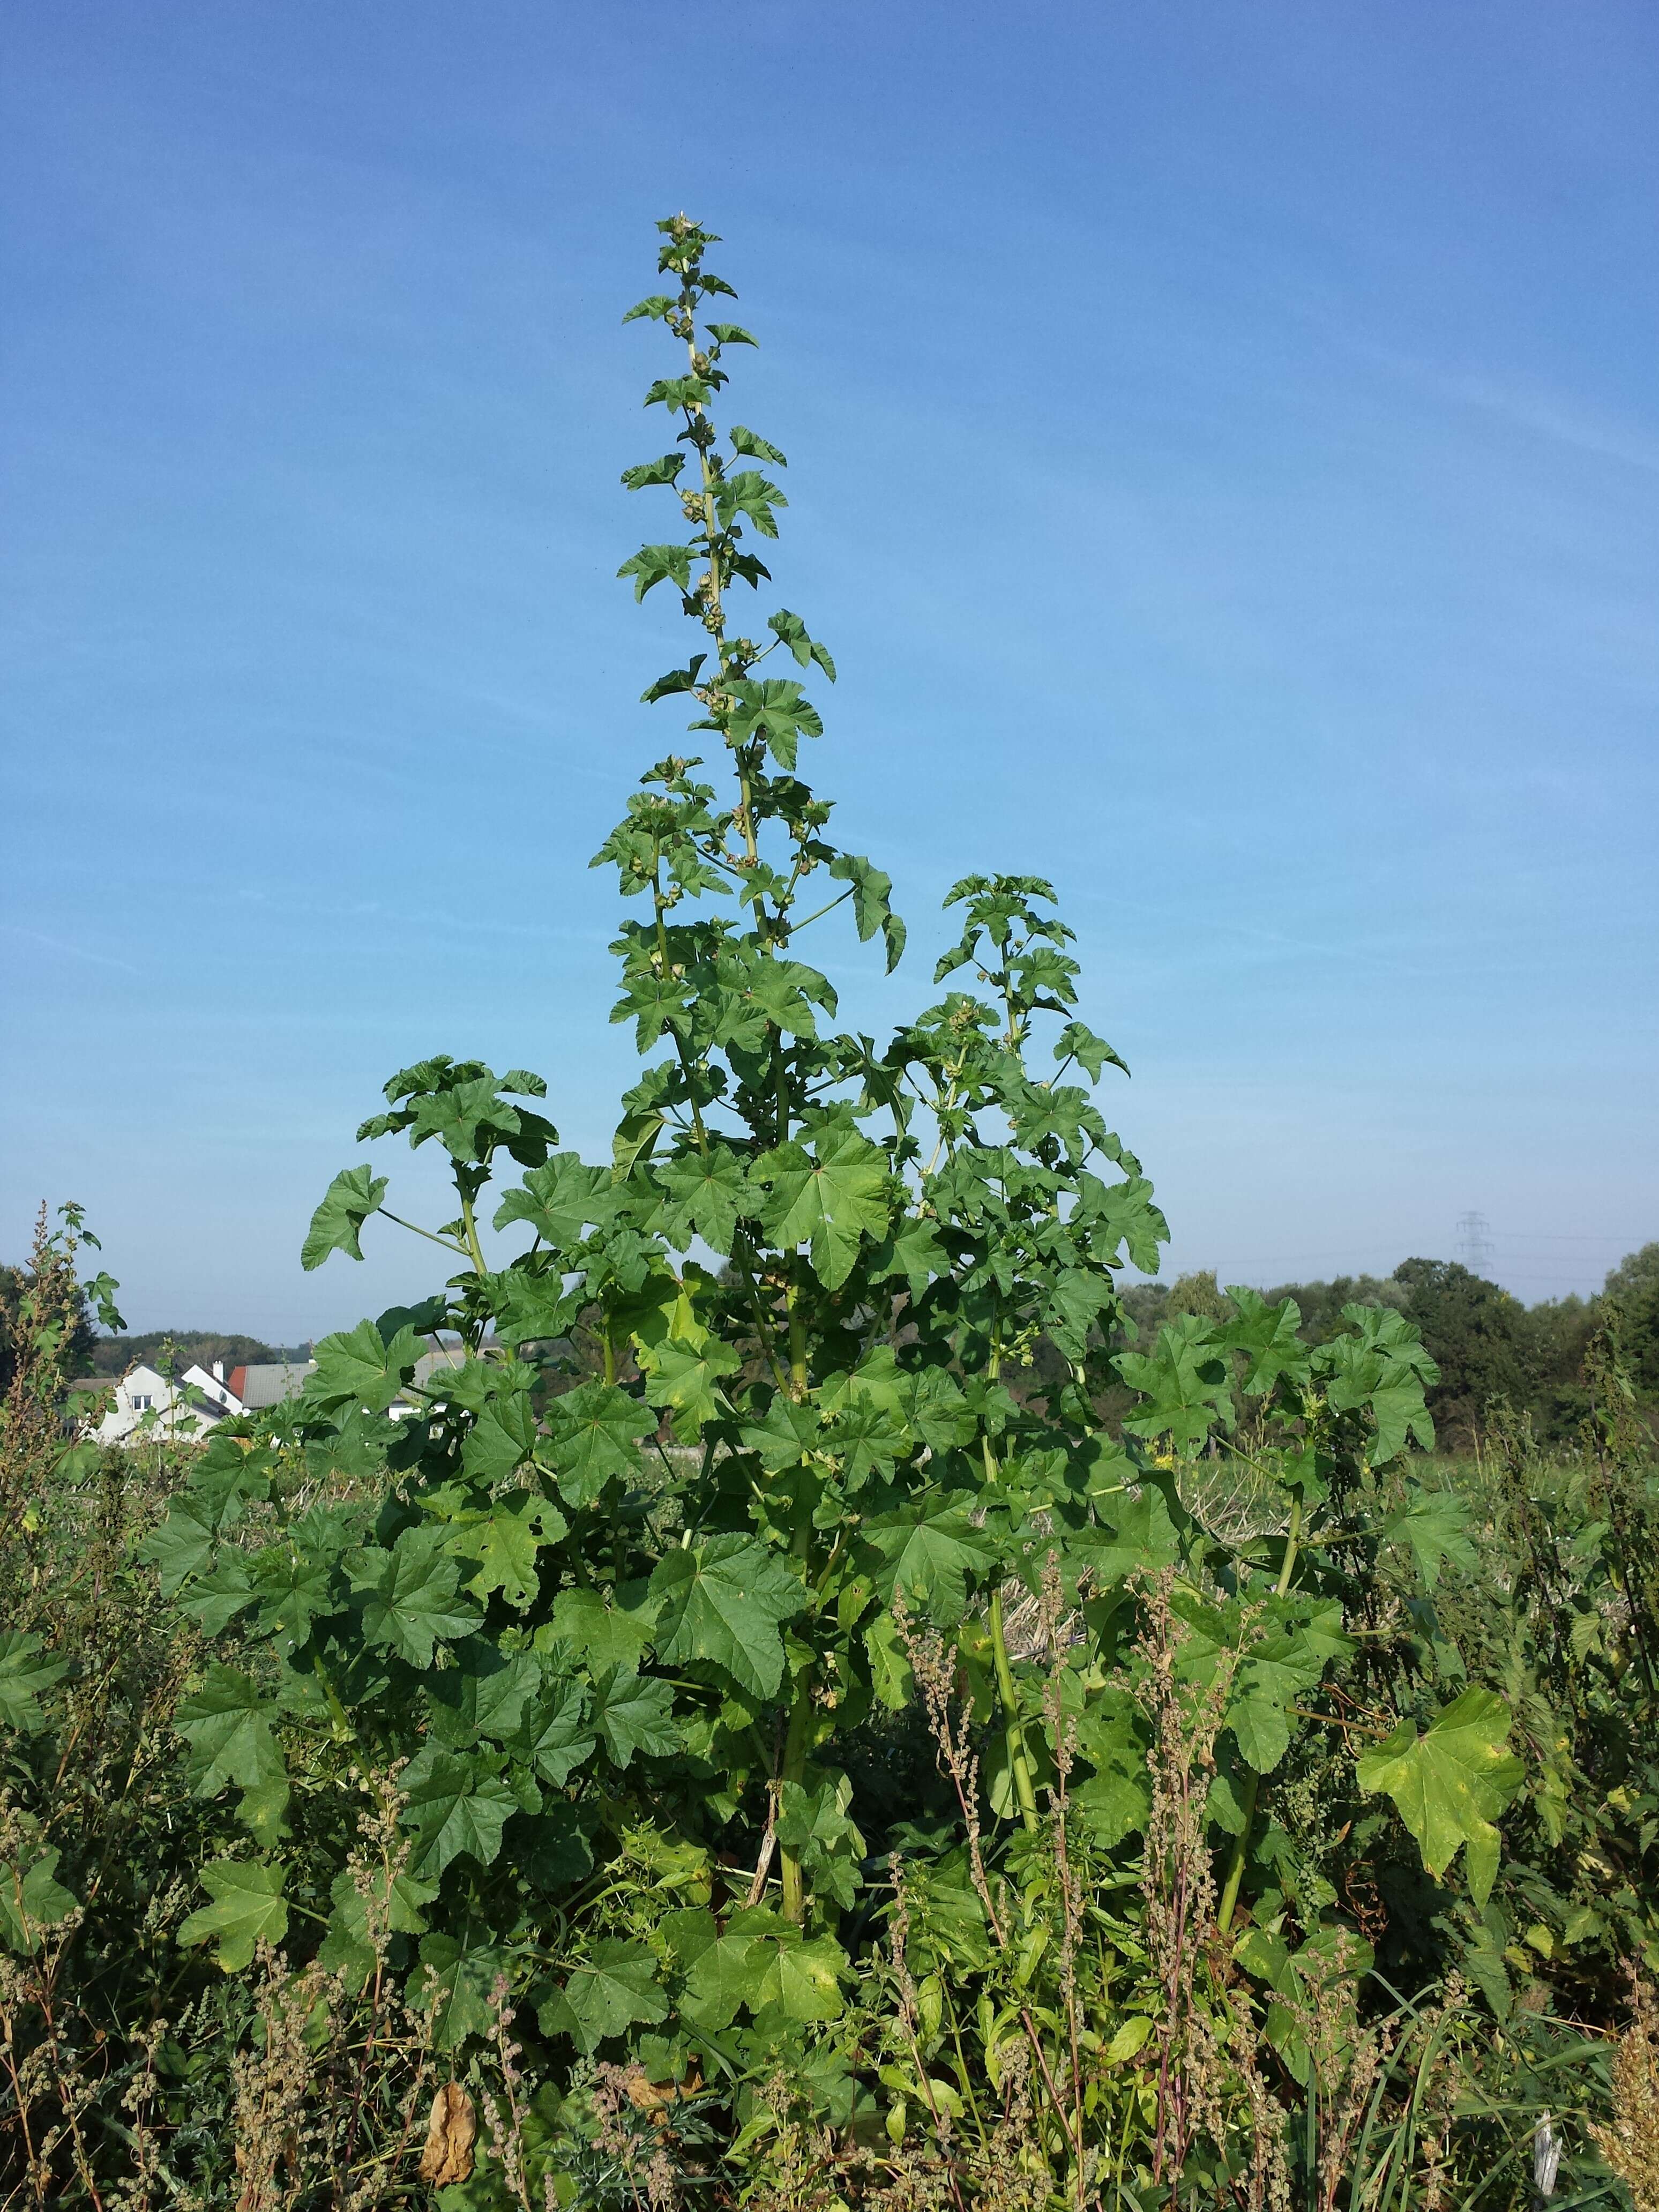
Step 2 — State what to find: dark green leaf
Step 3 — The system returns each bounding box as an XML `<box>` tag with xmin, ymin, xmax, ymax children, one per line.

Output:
<box><xmin>587</xmin><ymin>1668</ymin><xmax>679</xmax><ymax>1766</ymax></box>
<box><xmin>0</xmin><ymin>1633</ymin><xmax>69</xmax><ymax>1733</ymax></box>
<box><xmin>176</xmin><ymin>1667</ymin><xmax>287</xmax><ymax>1799</ymax></box>
<box><xmin>648</xmin><ymin>1535</ymin><xmax>804</xmax><ymax>1698</ymax></box>
<box><xmin>543</xmin><ymin>1381</ymin><xmax>657</xmax><ymax>1506</ymax></box>
<box><xmin>621</xmin><ymin>453</ymin><xmax>685</xmax><ymax>489</ymax></box>
<box><xmin>754</xmin><ymin>1122</ymin><xmax>891</xmax><ymax>1291</ymax></box>
<box><xmin>348</xmin><ymin>1525</ymin><xmax>482</xmax><ymax>1667</ymax></box>
<box><xmin>306</xmin><ymin>1320</ymin><xmax>420</xmax><ymax>1415</ymax></box>
<box><xmin>540</xmin><ymin>1940</ymin><xmax>667</xmax><ymax>2053</ymax></box>
<box><xmin>0</xmin><ymin>1849</ymin><xmax>76</xmax><ymax>1953</ymax></box>
<box><xmin>402</xmin><ymin>1751</ymin><xmax>522</xmax><ymax>1876</ymax></box>
<box><xmin>729</xmin><ymin>424</ymin><xmax>787</xmax><ymax>463</ymax></box>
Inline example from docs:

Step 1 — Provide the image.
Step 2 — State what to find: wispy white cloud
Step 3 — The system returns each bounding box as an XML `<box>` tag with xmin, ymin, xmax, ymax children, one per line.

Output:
<box><xmin>1356</xmin><ymin>339</ymin><xmax>1659</xmax><ymax>477</ymax></box>
<box><xmin>2</xmin><ymin>924</ymin><xmax>141</xmax><ymax>975</ymax></box>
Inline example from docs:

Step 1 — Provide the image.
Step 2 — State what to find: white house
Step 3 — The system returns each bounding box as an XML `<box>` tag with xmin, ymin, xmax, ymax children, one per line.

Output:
<box><xmin>91</xmin><ymin>1347</ymin><xmax>473</xmax><ymax>1445</ymax></box>
<box><xmin>93</xmin><ymin>1356</ymin><xmax>316</xmax><ymax>1446</ymax></box>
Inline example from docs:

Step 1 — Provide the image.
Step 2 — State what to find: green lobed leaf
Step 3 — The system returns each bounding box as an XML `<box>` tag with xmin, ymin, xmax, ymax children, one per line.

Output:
<box><xmin>493</xmin><ymin>1153</ymin><xmax>621</xmax><ymax>1249</ymax></box>
<box><xmin>638</xmin><ymin>1335</ymin><xmax>741</xmax><ymax>1441</ymax></box>
<box><xmin>754</xmin><ymin>1120</ymin><xmax>891</xmax><ymax>1291</ymax></box>
<box><xmin>1385</xmin><ymin>1485</ymin><xmax>1478</xmax><ymax>1591</ymax></box>
<box><xmin>301</xmin><ymin>1164</ymin><xmax>388</xmax><ymax>1271</ymax></box>
<box><xmin>543</xmin><ymin>1381</ymin><xmax>657</xmax><ymax>1507</ymax></box>
<box><xmin>402</xmin><ymin>1750</ymin><xmax>524</xmax><ymax>1877</ymax></box>
<box><xmin>416</xmin><ymin>1931</ymin><xmax>511</xmax><ymax>2050</ymax></box>
<box><xmin>178</xmin><ymin>1860</ymin><xmax>288</xmax><ymax>1972</ymax></box>
<box><xmin>1355</xmin><ymin>1688</ymin><xmax>1525</xmax><ymax>1905</ymax></box>
<box><xmin>863</xmin><ymin>1504</ymin><xmax>995</xmax><ymax>1627</ymax></box>
<box><xmin>540</xmin><ymin>1940</ymin><xmax>668</xmax><ymax>2053</ymax></box>
<box><xmin>0</xmin><ymin>1849</ymin><xmax>76</xmax><ymax>1953</ymax></box>
<box><xmin>547</xmin><ymin>1583</ymin><xmax>659</xmax><ymax>1673</ymax></box>
<box><xmin>461</xmin><ymin>1490</ymin><xmax>569</xmax><ymax>1610</ymax></box>
<box><xmin>0</xmin><ymin>1633</ymin><xmax>69</xmax><ymax>1733</ymax></box>
<box><xmin>175</xmin><ymin>1665</ymin><xmax>287</xmax><ymax>1799</ymax></box>
<box><xmin>512</xmin><ymin>1678</ymin><xmax>599</xmax><ymax>1786</ymax></box>
<box><xmin>586</xmin><ymin>1667</ymin><xmax>679</xmax><ymax>1767</ymax></box>
<box><xmin>648</xmin><ymin>1535</ymin><xmax>805</xmax><ymax>1698</ymax></box>
<box><xmin>348</xmin><ymin>1525</ymin><xmax>482</xmax><ymax>1667</ymax></box>
<box><xmin>305</xmin><ymin>1320</ymin><xmax>420</xmax><ymax>1415</ymax></box>
<box><xmin>1116</xmin><ymin>1317</ymin><xmax>1234</xmax><ymax>1454</ymax></box>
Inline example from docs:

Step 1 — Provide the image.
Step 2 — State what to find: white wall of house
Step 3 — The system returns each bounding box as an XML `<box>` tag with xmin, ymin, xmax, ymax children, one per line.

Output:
<box><xmin>93</xmin><ymin>1362</ymin><xmax>239</xmax><ymax>1445</ymax></box>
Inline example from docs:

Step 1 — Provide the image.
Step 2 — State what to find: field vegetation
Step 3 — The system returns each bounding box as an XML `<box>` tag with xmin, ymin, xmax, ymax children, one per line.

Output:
<box><xmin>3</xmin><ymin>219</ymin><xmax>1657</xmax><ymax>2211</ymax></box>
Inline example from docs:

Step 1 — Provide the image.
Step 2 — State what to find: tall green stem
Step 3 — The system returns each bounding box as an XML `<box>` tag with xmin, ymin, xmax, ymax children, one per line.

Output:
<box><xmin>774</xmin><ymin>1491</ymin><xmax>819</xmax><ymax>1924</ymax></box>
<box><xmin>983</xmin><ymin>1322</ymin><xmax>1040</xmax><ymax>1830</ymax></box>
<box><xmin>1216</xmin><ymin>1492</ymin><xmax>1304</xmax><ymax>1936</ymax></box>
<box><xmin>778</xmin><ymin>1675</ymin><xmax>813</xmax><ymax>1923</ymax></box>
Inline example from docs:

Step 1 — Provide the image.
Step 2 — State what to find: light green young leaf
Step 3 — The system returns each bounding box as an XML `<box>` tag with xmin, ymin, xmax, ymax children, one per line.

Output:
<box><xmin>1356</xmin><ymin>1688</ymin><xmax>1524</xmax><ymax>1905</ymax></box>
<box><xmin>759</xmin><ymin>1933</ymin><xmax>848</xmax><ymax>2021</ymax></box>
<box><xmin>1105</xmin><ymin>2014</ymin><xmax>1155</xmax><ymax>2063</ymax></box>
<box><xmin>178</xmin><ymin>1860</ymin><xmax>288</xmax><ymax>1972</ymax></box>
<box><xmin>0</xmin><ymin>1849</ymin><xmax>76</xmax><ymax>1953</ymax></box>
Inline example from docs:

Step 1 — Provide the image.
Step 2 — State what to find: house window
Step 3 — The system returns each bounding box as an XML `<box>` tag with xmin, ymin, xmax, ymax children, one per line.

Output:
<box><xmin>133</xmin><ymin>1394</ymin><xmax>152</xmax><ymax>1410</ymax></box>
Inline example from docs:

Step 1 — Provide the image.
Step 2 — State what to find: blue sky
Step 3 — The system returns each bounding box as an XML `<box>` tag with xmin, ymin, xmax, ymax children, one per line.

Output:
<box><xmin>3</xmin><ymin>1</ymin><xmax>1655</xmax><ymax>1338</ymax></box>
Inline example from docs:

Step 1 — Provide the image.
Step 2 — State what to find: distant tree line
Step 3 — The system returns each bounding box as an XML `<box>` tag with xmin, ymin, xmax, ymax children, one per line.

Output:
<box><xmin>1119</xmin><ymin>1243</ymin><xmax>1659</xmax><ymax>1448</ymax></box>
<box><xmin>82</xmin><ymin>1329</ymin><xmax>314</xmax><ymax>1378</ymax></box>
<box><xmin>0</xmin><ymin>1272</ymin><xmax>315</xmax><ymax>1397</ymax></box>
<box><xmin>5</xmin><ymin>1233</ymin><xmax>1653</xmax><ymax>1452</ymax></box>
